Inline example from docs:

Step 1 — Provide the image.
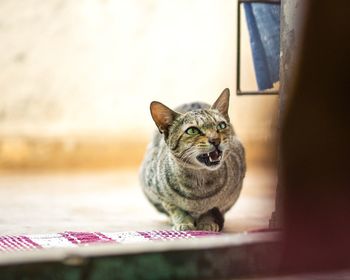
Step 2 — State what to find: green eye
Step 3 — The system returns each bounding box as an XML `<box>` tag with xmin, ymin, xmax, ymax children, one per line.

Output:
<box><xmin>217</xmin><ymin>122</ymin><xmax>227</xmax><ymax>130</ymax></box>
<box><xmin>185</xmin><ymin>127</ymin><xmax>201</xmax><ymax>135</ymax></box>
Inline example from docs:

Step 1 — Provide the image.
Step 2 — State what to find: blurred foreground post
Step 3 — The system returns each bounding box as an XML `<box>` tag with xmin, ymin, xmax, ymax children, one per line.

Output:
<box><xmin>280</xmin><ymin>0</ymin><xmax>350</xmax><ymax>272</ymax></box>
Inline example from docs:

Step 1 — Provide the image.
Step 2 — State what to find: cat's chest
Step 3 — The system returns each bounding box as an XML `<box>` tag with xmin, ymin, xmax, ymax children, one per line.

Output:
<box><xmin>169</xmin><ymin>180</ymin><xmax>236</xmax><ymax>215</ymax></box>
<box><xmin>178</xmin><ymin>173</ymin><xmax>226</xmax><ymax>190</ymax></box>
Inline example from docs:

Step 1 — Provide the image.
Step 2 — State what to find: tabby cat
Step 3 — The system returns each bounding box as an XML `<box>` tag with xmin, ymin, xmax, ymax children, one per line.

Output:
<box><xmin>140</xmin><ymin>88</ymin><xmax>246</xmax><ymax>231</ymax></box>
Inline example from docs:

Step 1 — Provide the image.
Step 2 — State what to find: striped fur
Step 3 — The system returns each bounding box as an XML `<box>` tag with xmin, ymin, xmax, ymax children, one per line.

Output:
<box><xmin>140</xmin><ymin>89</ymin><xmax>246</xmax><ymax>231</ymax></box>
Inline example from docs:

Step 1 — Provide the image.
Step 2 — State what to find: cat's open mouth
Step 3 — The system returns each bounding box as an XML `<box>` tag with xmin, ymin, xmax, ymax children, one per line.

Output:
<box><xmin>196</xmin><ymin>149</ymin><xmax>223</xmax><ymax>167</ymax></box>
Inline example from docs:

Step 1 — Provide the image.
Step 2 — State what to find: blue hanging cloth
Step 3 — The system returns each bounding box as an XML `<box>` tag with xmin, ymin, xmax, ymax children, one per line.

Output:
<box><xmin>244</xmin><ymin>3</ymin><xmax>280</xmax><ymax>90</ymax></box>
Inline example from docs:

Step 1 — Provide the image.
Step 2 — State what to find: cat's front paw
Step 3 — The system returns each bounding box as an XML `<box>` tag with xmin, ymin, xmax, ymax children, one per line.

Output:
<box><xmin>173</xmin><ymin>223</ymin><xmax>196</xmax><ymax>231</ymax></box>
<box><xmin>197</xmin><ymin>222</ymin><xmax>220</xmax><ymax>232</ymax></box>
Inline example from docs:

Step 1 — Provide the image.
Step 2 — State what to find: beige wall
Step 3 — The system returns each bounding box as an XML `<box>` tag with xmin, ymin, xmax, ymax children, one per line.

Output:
<box><xmin>0</xmin><ymin>0</ymin><xmax>278</xmax><ymax>170</ymax></box>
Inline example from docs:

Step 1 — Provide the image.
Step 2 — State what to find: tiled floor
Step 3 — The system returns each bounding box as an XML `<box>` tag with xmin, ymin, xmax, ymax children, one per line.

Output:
<box><xmin>0</xmin><ymin>167</ymin><xmax>276</xmax><ymax>235</ymax></box>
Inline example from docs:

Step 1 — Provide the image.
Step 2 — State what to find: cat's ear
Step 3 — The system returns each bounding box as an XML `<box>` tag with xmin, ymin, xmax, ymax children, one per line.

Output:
<box><xmin>150</xmin><ymin>101</ymin><xmax>179</xmax><ymax>134</ymax></box>
<box><xmin>211</xmin><ymin>88</ymin><xmax>230</xmax><ymax>120</ymax></box>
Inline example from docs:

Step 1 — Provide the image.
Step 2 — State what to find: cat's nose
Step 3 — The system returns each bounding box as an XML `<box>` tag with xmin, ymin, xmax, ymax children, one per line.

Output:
<box><xmin>208</xmin><ymin>138</ymin><xmax>221</xmax><ymax>147</ymax></box>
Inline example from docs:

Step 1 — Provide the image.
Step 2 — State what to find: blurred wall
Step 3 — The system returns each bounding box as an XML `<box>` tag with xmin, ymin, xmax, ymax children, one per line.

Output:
<box><xmin>0</xmin><ymin>0</ymin><xmax>278</xmax><ymax>170</ymax></box>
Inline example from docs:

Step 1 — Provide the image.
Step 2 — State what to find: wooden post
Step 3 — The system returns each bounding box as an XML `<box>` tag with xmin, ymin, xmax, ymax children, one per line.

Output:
<box><xmin>269</xmin><ymin>0</ymin><xmax>305</xmax><ymax>229</ymax></box>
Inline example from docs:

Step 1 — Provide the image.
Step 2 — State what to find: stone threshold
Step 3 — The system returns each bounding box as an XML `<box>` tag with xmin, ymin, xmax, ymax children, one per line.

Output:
<box><xmin>0</xmin><ymin>231</ymin><xmax>281</xmax><ymax>279</ymax></box>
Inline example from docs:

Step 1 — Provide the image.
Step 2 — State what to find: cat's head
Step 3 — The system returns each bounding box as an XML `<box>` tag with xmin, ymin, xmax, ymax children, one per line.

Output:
<box><xmin>150</xmin><ymin>88</ymin><xmax>235</xmax><ymax>170</ymax></box>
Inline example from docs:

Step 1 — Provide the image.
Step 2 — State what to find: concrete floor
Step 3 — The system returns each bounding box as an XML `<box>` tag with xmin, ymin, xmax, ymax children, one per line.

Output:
<box><xmin>0</xmin><ymin>167</ymin><xmax>276</xmax><ymax>235</ymax></box>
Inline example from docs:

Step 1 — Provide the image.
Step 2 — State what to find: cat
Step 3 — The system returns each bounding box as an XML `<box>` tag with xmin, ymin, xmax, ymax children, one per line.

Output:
<box><xmin>140</xmin><ymin>88</ymin><xmax>246</xmax><ymax>232</ymax></box>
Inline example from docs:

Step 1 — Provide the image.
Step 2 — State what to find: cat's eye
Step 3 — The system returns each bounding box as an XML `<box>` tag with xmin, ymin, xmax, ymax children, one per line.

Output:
<box><xmin>185</xmin><ymin>127</ymin><xmax>201</xmax><ymax>135</ymax></box>
<box><xmin>217</xmin><ymin>122</ymin><xmax>227</xmax><ymax>130</ymax></box>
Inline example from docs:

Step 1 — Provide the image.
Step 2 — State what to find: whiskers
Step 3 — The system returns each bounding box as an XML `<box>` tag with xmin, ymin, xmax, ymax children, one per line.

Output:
<box><xmin>220</xmin><ymin>141</ymin><xmax>236</xmax><ymax>161</ymax></box>
<box><xmin>180</xmin><ymin>148</ymin><xmax>198</xmax><ymax>166</ymax></box>
<box><xmin>174</xmin><ymin>138</ymin><xmax>232</xmax><ymax>168</ymax></box>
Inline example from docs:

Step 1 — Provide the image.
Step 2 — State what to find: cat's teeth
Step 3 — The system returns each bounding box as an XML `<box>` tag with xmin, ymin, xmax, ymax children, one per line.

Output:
<box><xmin>207</xmin><ymin>152</ymin><xmax>221</xmax><ymax>162</ymax></box>
<box><xmin>207</xmin><ymin>153</ymin><xmax>211</xmax><ymax>158</ymax></box>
